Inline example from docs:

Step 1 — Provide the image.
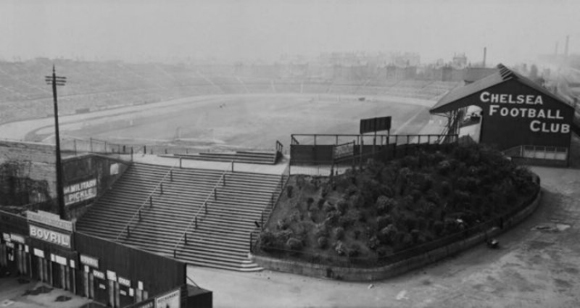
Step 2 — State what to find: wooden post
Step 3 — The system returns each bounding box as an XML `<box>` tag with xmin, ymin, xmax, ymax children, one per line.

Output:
<box><xmin>261</xmin><ymin>212</ymin><xmax>264</xmax><ymax>229</ymax></box>
<box><xmin>195</xmin><ymin>217</ymin><xmax>198</xmax><ymax>229</ymax></box>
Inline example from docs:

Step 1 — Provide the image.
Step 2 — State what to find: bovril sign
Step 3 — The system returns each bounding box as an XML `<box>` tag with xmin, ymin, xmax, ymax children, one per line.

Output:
<box><xmin>29</xmin><ymin>225</ymin><xmax>71</xmax><ymax>249</ymax></box>
<box><xmin>480</xmin><ymin>91</ymin><xmax>570</xmax><ymax>134</ymax></box>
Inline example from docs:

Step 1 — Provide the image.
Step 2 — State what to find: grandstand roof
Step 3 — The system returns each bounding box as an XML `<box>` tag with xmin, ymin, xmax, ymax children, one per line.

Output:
<box><xmin>430</xmin><ymin>64</ymin><xmax>573</xmax><ymax>114</ymax></box>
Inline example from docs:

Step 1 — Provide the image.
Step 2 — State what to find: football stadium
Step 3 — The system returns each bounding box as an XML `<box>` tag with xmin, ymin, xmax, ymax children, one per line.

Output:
<box><xmin>2</xmin><ymin>2</ymin><xmax>580</xmax><ymax>308</ymax></box>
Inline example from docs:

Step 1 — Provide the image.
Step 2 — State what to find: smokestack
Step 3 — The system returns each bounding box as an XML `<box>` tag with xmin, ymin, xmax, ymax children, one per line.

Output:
<box><xmin>565</xmin><ymin>35</ymin><xmax>570</xmax><ymax>57</ymax></box>
<box><xmin>483</xmin><ymin>47</ymin><xmax>487</xmax><ymax>68</ymax></box>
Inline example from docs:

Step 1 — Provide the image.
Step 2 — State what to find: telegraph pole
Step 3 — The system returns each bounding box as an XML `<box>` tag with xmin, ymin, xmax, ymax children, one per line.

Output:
<box><xmin>45</xmin><ymin>66</ymin><xmax>67</xmax><ymax>219</ymax></box>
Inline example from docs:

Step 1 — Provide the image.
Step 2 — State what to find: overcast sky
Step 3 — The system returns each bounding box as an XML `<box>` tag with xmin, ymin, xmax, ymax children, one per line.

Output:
<box><xmin>1</xmin><ymin>0</ymin><xmax>579</xmax><ymax>65</ymax></box>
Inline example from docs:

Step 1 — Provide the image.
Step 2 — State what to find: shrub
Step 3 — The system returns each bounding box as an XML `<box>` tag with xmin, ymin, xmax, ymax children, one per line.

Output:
<box><xmin>354</xmin><ymin>229</ymin><xmax>361</xmax><ymax>240</ymax></box>
<box><xmin>334</xmin><ymin>240</ymin><xmax>346</xmax><ymax>256</ymax></box>
<box><xmin>433</xmin><ymin>221</ymin><xmax>444</xmax><ymax>235</ymax></box>
<box><xmin>277</xmin><ymin>218</ymin><xmax>289</xmax><ymax>230</ymax></box>
<box><xmin>317</xmin><ymin>236</ymin><xmax>329</xmax><ymax>249</ymax></box>
<box><xmin>314</xmin><ymin>223</ymin><xmax>329</xmax><ymax>238</ymax></box>
<box><xmin>306</xmin><ymin>197</ymin><xmax>315</xmax><ymax>210</ymax></box>
<box><xmin>367</xmin><ymin>236</ymin><xmax>380</xmax><ymax>250</ymax></box>
<box><xmin>334</xmin><ymin>227</ymin><xmax>345</xmax><ymax>240</ymax></box>
<box><xmin>346</xmin><ymin>184</ymin><xmax>358</xmax><ymax>196</ymax></box>
<box><xmin>290</xmin><ymin>211</ymin><xmax>301</xmax><ymax>223</ymax></box>
<box><xmin>348</xmin><ymin>243</ymin><xmax>361</xmax><ymax>258</ymax></box>
<box><xmin>377</xmin><ymin>245</ymin><xmax>390</xmax><ymax>257</ymax></box>
<box><xmin>376</xmin><ymin>215</ymin><xmax>392</xmax><ymax>230</ymax></box>
<box><xmin>440</xmin><ymin>181</ymin><xmax>451</xmax><ymax>196</ymax></box>
<box><xmin>259</xmin><ymin>230</ymin><xmax>277</xmax><ymax>251</ymax></box>
<box><xmin>437</xmin><ymin>160</ymin><xmax>451</xmax><ymax>176</ymax></box>
<box><xmin>325</xmin><ymin>211</ymin><xmax>339</xmax><ymax>225</ymax></box>
<box><xmin>323</xmin><ymin>202</ymin><xmax>334</xmax><ymax>213</ymax></box>
<box><xmin>410</xmin><ymin>189</ymin><xmax>422</xmax><ymax>203</ymax></box>
<box><xmin>286</xmin><ymin>238</ymin><xmax>303</xmax><ymax>251</ymax></box>
<box><xmin>378</xmin><ymin>224</ymin><xmax>397</xmax><ymax>245</ymax></box>
<box><xmin>335</xmin><ymin>199</ymin><xmax>349</xmax><ymax>214</ymax></box>
<box><xmin>317</xmin><ymin>198</ymin><xmax>326</xmax><ymax>210</ymax></box>
<box><xmin>338</xmin><ymin>215</ymin><xmax>354</xmax><ymax>228</ymax></box>
<box><xmin>286</xmin><ymin>185</ymin><xmax>294</xmax><ymax>198</ymax></box>
<box><xmin>349</xmin><ymin>193</ymin><xmax>364</xmax><ymax>209</ymax></box>
<box><xmin>375</xmin><ymin>195</ymin><xmax>394</xmax><ymax>215</ymax></box>
<box><xmin>410</xmin><ymin>229</ymin><xmax>420</xmax><ymax>243</ymax></box>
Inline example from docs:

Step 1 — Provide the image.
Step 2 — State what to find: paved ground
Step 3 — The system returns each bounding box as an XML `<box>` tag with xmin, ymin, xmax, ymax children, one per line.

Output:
<box><xmin>187</xmin><ymin>166</ymin><xmax>580</xmax><ymax>308</ymax></box>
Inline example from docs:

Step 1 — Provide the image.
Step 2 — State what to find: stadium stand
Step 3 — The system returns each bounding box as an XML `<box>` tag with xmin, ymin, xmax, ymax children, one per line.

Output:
<box><xmin>76</xmin><ymin>162</ymin><xmax>285</xmax><ymax>271</ymax></box>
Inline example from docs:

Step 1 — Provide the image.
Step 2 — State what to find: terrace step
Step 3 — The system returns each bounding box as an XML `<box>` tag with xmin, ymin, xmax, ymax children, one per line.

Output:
<box><xmin>77</xmin><ymin>162</ymin><xmax>284</xmax><ymax>271</ymax></box>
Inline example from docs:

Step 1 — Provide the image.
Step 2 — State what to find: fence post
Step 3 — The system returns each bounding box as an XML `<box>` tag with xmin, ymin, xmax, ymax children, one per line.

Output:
<box><xmin>205</xmin><ymin>202</ymin><xmax>208</xmax><ymax>214</ymax></box>
<box><xmin>180</xmin><ymin>157</ymin><xmax>182</xmax><ymax>169</ymax></box>
<box><xmin>123</xmin><ymin>145</ymin><xmax>126</xmax><ymax>154</ymax></box>
<box><xmin>185</xmin><ymin>233</ymin><xmax>188</xmax><ymax>244</ymax></box>
<box><xmin>170</xmin><ymin>170</ymin><xmax>173</xmax><ymax>182</ymax></box>
<box><xmin>214</xmin><ymin>188</ymin><xmax>217</xmax><ymax>200</ymax></box>
<box><xmin>195</xmin><ymin>217</ymin><xmax>198</xmax><ymax>229</ymax></box>
<box><xmin>165</xmin><ymin>149</ymin><xmax>168</xmax><ymax>154</ymax></box>
<box><xmin>231</xmin><ymin>161</ymin><xmax>234</xmax><ymax>173</ymax></box>
<box><xmin>160</xmin><ymin>183</ymin><xmax>163</xmax><ymax>195</ymax></box>
<box><xmin>131</xmin><ymin>147</ymin><xmax>134</xmax><ymax>161</ymax></box>
<box><xmin>105</xmin><ymin>141</ymin><xmax>107</xmax><ymax>152</ymax></box>
<box><xmin>150</xmin><ymin>196</ymin><xmax>152</xmax><ymax>207</ymax></box>
<box><xmin>139</xmin><ymin>210</ymin><xmax>141</xmax><ymax>221</ymax></box>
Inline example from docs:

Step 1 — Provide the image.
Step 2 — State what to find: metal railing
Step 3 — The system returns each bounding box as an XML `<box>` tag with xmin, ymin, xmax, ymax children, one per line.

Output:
<box><xmin>114</xmin><ymin>164</ymin><xmax>177</xmax><ymax>241</ymax></box>
<box><xmin>171</xmin><ymin>164</ymin><xmax>232</xmax><ymax>258</ymax></box>
<box><xmin>250</xmin><ymin>164</ymin><xmax>291</xmax><ymax>251</ymax></box>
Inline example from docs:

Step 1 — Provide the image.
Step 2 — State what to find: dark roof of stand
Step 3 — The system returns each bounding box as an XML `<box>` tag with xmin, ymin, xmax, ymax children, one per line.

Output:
<box><xmin>430</xmin><ymin>64</ymin><xmax>573</xmax><ymax>114</ymax></box>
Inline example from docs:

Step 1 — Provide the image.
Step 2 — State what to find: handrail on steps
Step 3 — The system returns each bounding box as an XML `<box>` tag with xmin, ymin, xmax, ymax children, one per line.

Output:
<box><xmin>115</xmin><ymin>163</ymin><xmax>177</xmax><ymax>241</ymax></box>
<box><xmin>171</xmin><ymin>162</ymin><xmax>232</xmax><ymax>258</ymax></box>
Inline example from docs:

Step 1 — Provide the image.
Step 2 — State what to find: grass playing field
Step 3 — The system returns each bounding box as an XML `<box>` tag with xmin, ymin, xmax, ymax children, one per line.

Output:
<box><xmin>6</xmin><ymin>94</ymin><xmax>435</xmax><ymax>152</ymax></box>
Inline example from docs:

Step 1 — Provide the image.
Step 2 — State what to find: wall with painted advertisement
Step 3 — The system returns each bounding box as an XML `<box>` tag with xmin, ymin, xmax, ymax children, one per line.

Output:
<box><xmin>450</xmin><ymin>79</ymin><xmax>574</xmax><ymax>150</ymax></box>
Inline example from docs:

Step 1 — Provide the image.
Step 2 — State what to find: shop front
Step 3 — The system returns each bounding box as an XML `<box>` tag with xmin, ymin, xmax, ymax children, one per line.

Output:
<box><xmin>26</xmin><ymin>210</ymin><xmax>77</xmax><ymax>293</ymax></box>
<box><xmin>0</xmin><ymin>211</ymin><xmax>30</xmax><ymax>277</ymax></box>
